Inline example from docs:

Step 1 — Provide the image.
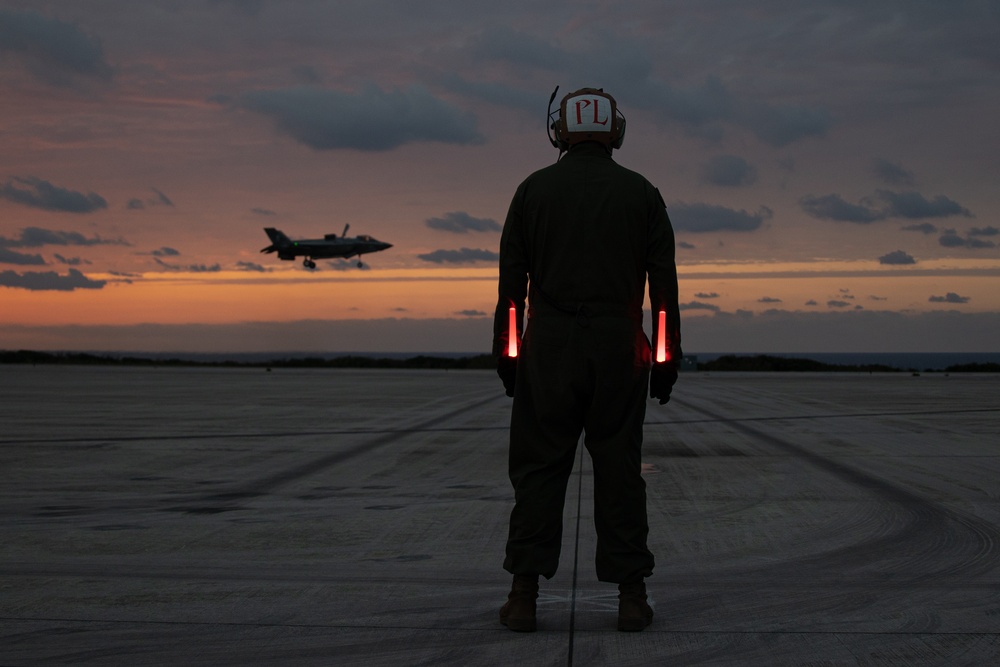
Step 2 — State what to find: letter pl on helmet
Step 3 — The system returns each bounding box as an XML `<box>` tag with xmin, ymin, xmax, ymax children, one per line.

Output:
<box><xmin>567</xmin><ymin>94</ymin><xmax>611</xmax><ymax>133</ymax></box>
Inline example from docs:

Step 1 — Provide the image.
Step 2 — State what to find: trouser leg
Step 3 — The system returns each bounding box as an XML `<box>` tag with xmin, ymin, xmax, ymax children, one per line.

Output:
<box><xmin>503</xmin><ymin>439</ymin><xmax>578</xmax><ymax>579</ymax></box>
<box><xmin>584</xmin><ymin>326</ymin><xmax>654</xmax><ymax>583</ymax></box>
<box><xmin>504</xmin><ymin>318</ymin><xmax>585</xmax><ymax>579</ymax></box>
<box><xmin>588</xmin><ymin>435</ymin><xmax>654</xmax><ymax>583</ymax></box>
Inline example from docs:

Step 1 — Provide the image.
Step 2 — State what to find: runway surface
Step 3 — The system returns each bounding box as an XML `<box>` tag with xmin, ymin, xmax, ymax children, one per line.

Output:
<box><xmin>2</xmin><ymin>365</ymin><xmax>999</xmax><ymax>665</ymax></box>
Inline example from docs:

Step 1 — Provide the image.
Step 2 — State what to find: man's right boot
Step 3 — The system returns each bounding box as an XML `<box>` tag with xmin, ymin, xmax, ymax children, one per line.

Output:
<box><xmin>617</xmin><ymin>581</ymin><xmax>653</xmax><ymax>631</ymax></box>
<box><xmin>499</xmin><ymin>574</ymin><xmax>538</xmax><ymax>632</ymax></box>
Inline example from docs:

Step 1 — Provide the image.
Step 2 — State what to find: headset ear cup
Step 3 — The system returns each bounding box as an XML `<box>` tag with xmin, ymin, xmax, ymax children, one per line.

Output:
<box><xmin>613</xmin><ymin>115</ymin><xmax>626</xmax><ymax>149</ymax></box>
<box><xmin>555</xmin><ymin>111</ymin><xmax>569</xmax><ymax>150</ymax></box>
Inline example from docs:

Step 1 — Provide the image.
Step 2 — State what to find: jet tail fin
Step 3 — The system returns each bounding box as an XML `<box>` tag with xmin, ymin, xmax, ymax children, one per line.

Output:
<box><xmin>261</xmin><ymin>227</ymin><xmax>291</xmax><ymax>253</ymax></box>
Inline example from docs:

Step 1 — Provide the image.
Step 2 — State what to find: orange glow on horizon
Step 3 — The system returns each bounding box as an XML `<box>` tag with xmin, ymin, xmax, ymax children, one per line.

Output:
<box><xmin>2</xmin><ymin>260</ymin><xmax>1000</xmax><ymax>333</ymax></box>
<box><xmin>0</xmin><ymin>267</ymin><xmax>499</xmax><ymax>326</ymax></box>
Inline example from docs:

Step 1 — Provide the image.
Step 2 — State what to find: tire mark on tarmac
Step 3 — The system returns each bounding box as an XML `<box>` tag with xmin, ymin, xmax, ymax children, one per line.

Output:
<box><xmin>171</xmin><ymin>392</ymin><xmax>503</xmax><ymax>511</ymax></box>
<box><xmin>650</xmin><ymin>396</ymin><xmax>1000</xmax><ymax>655</ymax></box>
<box><xmin>4</xmin><ymin>407</ymin><xmax>995</xmax><ymax>447</ymax></box>
<box><xmin>670</xmin><ymin>396</ymin><xmax>1000</xmax><ymax>585</ymax></box>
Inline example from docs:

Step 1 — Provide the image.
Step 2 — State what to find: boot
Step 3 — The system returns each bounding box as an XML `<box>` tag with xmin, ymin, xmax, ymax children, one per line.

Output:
<box><xmin>499</xmin><ymin>574</ymin><xmax>538</xmax><ymax>632</ymax></box>
<box><xmin>617</xmin><ymin>581</ymin><xmax>653</xmax><ymax>632</ymax></box>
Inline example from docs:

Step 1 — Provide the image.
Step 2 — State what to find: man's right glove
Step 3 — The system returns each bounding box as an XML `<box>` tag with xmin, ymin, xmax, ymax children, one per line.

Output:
<box><xmin>649</xmin><ymin>363</ymin><xmax>678</xmax><ymax>404</ymax></box>
<box><xmin>497</xmin><ymin>356</ymin><xmax>517</xmax><ymax>397</ymax></box>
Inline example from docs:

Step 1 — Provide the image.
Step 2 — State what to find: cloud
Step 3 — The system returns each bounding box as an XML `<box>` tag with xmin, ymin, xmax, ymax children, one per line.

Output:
<box><xmin>127</xmin><ymin>188</ymin><xmax>174</xmax><ymax>210</ymax></box>
<box><xmin>0</xmin><ymin>226</ymin><xmax>127</xmax><ymax>248</ymax></box>
<box><xmin>694</xmin><ymin>292</ymin><xmax>720</xmax><ymax>299</ymax></box>
<box><xmin>670</xmin><ymin>202</ymin><xmax>772</xmax><ymax>233</ymax></box>
<box><xmin>758</xmin><ymin>296</ymin><xmax>782</xmax><ymax>303</ymax></box>
<box><xmin>679</xmin><ymin>301</ymin><xmax>721</xmax><ymax>312</ymax></box>
<box><xmin>969</xmin><ymin>226</ymin><xmax>999</xmax><ymax>237</ymax></box>
<box><xmin>151</xmin><ymin>247</ymin><xmax>180</xmax><ymax>257</ymax></box>
<box><xmin>251</xmin><ymin>207</ymin><xmax>277</xmax><ymax>216</ymax></box>
<box><xmin>929</xmin><ymin>292</ymin><xmax>970</xmax><ymax>304</ymax></box>
<box><xmin>632</xmin><ymin>74</ymin><xmax>829</xmax><ymax>146</ymax></box>
<box><xmin>0</xmin><ymin>8</ymin><xmax>113</xmax><ymax>87</ymax></box>
<box><xmin>235</xmin><ymin>261</ymin><xmax>270</xmax><ymax>272</ymax></box>
<box><xmin>877</xmin><ymin>190</ymin><xmax>972</xmax><ymax>219</ymax></box>
<box><xmin>736</xmin><ymin>98</ymin><xmax>830</xmax><ymax>147</ymax></box>
<box><xmin>425</xmin><ymin>211</ymin><xmax>501</xmax><ymax>234</ymax></box>
<box><xmin>236</xmin><ymin>84</ymin><xmax>483</xmax><ymax>151</ymax></box>
<box><xmin>53</xmin><ymin>254</ymin><xmax>88</xmax><ymax>266</ymax></box>
<box><xmin>327</xmin><ymin>258</ymin><xmax>371</xmax><ymax>271</ymax></box>
<box><xmin>700</xmin><ymin>155</ymin><xmax>757</xmax><ymax>187</ymax></box>
<box><xmin>466</xmin><ymin>25</ymin><xmax>572</xmax><ymax>73</ymax></box>
<box><xmin>901</xmin><ymin>223</ymin><xmax>938</xmax><ymax>234</ymax></box>
<box><xmin>453</xmin><ymin>29</ymin><xmax>830</xmax><ymax>146</ymax></box>
<box><xmin>0</xmin><ymin>268</ymin><xmax>105</xmax><ymax>291</ymax></box>
<box><xmin>417</xmin><ymin>248</ymin><xmax>499</xmax><ymax>264</ymax></box>
<box><xmin>939</xmin><ymin>232</ymin><xmax>996</xmax><ymax>249</ymax></box>
<box><xmin>800</xmin><ymin>194</ymin><xmax>883</xmax><ymax>223</ymax></box>
<box><xmin>678</xmin><ymin>241</ymin><xmax>696</xmax><ymax>250</ymax></box>
<box><xmin>878</xmin><ymin>250</ymin><xmax>916</xmax><ymax>265</ymax></box>
<box><xmin>0</xmin><ymin>177</ymin><xmax>108</xmax><ymax>213</ymax></box>
<box><xmin>455</xmin><ymin>309</ymin><xmax>487</xmax><ymax>317</ymax></box>
<box><xmin>0</xmin><ymin>247</ymin><xmax>45</xmax><ymax>265</ymax></box>
<box><xmin>152</xmin><ymin>188</ymin><xmax>173</xmax><ymax>206</ymax></box>
<box><xmin>937</xmin><ymin>232</ymin><xmax>964</xmax><ymax>247</ymax></box>
<box><xmin>873</xmin><ymin>159</ymin><xmax>915</xmax><ymax>186</ymax></box>
<box><xmin>153</xmin><ymin>258</ymin><xmax>221</xmax><ymax>272</ymax></box>
<box><xmin>803</xmin><ymin>190</ymin><xmax>973</xmax><ymax>223</ymax></box>
<box><xmin>827</xmin><ymin>300</ymin><xmax>851</xmax><ymax>308</ymax></box>
<box><xmin>435</xmin><ymin>73</ymin><xmax>540</xmax><ymax>114</ymax></box>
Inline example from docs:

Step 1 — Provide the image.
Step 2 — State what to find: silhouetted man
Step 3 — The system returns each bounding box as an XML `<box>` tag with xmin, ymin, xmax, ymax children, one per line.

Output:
<box><xmin>494</xmin><ymin>87</ymin><xmax>681</xmax><ymax>632</ymax></box>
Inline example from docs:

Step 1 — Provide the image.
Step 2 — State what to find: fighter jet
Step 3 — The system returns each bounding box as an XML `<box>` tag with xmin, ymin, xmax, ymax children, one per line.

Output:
<box><xmin>260</xmin><ymin>225</ymin><xmax>392</xmax><ymax>269</ymax></box>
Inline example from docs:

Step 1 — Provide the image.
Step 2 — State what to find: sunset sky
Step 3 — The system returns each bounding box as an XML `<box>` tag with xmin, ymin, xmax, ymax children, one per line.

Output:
<box><xmin>1</xmin><ymin>1</ymin><xmax>998</xmax><ymax>354</ymax></box>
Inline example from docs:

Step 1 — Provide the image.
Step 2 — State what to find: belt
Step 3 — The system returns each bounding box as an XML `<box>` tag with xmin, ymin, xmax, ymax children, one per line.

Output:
<box><xmin>529</xmin><ymin>285</ymin><xmax>642</xmax><ymax>328</ymax></box>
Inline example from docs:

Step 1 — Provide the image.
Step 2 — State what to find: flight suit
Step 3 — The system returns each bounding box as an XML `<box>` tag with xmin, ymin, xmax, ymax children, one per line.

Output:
<box><xmin>494</xmin><ymin>141</ymin><xmax>681</xmax><ymax>584</ymax></box>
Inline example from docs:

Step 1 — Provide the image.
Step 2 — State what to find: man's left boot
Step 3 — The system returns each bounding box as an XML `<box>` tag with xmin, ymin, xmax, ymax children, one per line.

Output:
<box><xmin>499</xmin><ymin>574</ymin><xmax>538</xmax><ymax>632</ymax></box>
<box><xmin>617</xmin><ymin>581</ymin><xmax>653</xmax><ymax>632</ymax></box>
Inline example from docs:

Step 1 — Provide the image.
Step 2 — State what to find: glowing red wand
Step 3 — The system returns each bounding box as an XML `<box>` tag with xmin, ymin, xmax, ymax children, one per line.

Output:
<box><xmin>656</xmin><ymin>309</ymin><xmax>669</xmax><ymax>363</ymax></box>
<box><xmin>508</xmin><ymin>306</ymin><xmax>518</xmax><ymax>358</ymax></box>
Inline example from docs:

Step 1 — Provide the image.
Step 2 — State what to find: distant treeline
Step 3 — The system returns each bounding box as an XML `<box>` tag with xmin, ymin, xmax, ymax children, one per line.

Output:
<box><xmin>698</xmin><ymin>354</ymin><xmax>1000</xmax><ymax>373</ymax></box>
<box><xmin>0</xmin><ymin>349</ymin><xmax>496</xmax><ymax>370</ymax></box>
<box><xmin>2</xmin><ymin>350</ymin><xmax>998</xmax><ymax>373</ymax></box>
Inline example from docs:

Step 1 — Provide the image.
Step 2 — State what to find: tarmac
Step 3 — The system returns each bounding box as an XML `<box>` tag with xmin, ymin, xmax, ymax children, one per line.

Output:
<box><xmin>1</xmin><ymin>364</ymin><xmax>999</xmax><ymax>666</ymax></box>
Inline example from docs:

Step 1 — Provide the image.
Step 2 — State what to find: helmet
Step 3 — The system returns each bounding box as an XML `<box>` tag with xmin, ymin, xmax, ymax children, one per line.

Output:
<box><xmin>548</xmin><ymin>86</ymin><xmax>626</xmax><ymax>152</ymax></box>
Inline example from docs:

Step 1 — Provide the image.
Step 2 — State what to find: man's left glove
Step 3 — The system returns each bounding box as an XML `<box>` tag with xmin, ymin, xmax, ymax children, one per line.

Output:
<box><xmin>497</xmin><ymin>356</ymin><xmax>517</xmax><ymax>397</ymax></box>
<box><xmin>649</xmin><ymin>363</ymin><xmax>678</xmax><ymax>404</ymax></box>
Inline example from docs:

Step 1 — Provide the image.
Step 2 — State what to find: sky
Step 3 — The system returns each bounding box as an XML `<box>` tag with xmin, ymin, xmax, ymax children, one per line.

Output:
<box><xmin>1</xmin><ymin>0</ymin><xmax>998</xmax><ymax>354</ymax></box>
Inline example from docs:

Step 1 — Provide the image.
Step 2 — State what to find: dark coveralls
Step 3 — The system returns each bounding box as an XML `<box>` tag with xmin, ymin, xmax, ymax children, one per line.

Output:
<box><xmin>493</xmin><ymin>141</ymin><xmax>682</xmax><ymax>584</ymax></box>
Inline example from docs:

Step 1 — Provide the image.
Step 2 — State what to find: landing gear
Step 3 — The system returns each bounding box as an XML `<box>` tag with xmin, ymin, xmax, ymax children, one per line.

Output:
<box><xmin>357</xmin><ymin>259</ymin><xmax>363</xmax><ymax>268</ymax></box>
<box><xmin>303</xmin><ymin>258</ymin><xmax>317</xmax><ymax>269</ymax></box>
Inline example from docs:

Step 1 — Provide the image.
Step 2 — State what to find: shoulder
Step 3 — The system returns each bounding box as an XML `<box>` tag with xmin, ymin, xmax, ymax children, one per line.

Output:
<box><xmin>610</xmin><ymin>159</ymin><xmax>655</xmax><ymax>184</ymax></box>
<box><xmin>608</xmin><ymin>160</ymin><xmax>663</xmax><ymax>200</ymax></box>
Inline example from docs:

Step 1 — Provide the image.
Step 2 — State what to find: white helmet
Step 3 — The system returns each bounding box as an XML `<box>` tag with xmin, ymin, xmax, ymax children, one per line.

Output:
<box><xmin>548</xmin><ymin>86</ymin><xmax>626</xmax><ymax>152</ymax></box>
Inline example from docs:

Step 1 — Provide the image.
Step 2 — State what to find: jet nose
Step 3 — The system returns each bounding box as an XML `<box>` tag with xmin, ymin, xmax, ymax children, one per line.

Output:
<box><xmin>381</xmin><ymin>242</ymin><xmax>393</xmax><ymax>250</ymax></box>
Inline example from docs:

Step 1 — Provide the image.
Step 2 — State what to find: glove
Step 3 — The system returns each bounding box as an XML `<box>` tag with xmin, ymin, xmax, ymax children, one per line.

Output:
<box><xmin>649</xmin><ymin>363</ymin><xmax>678</xmax><ymax>404</ymax></box>
<box><xmin>497</xmin><ymin>356</ymin><xmax>518</xmax><ymax>397</ymax></box>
